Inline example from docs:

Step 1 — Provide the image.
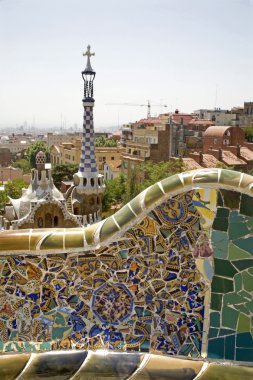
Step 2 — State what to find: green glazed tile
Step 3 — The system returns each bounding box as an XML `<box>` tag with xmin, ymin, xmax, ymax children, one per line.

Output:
<box><xmin>222</xmin><ymin>306</ymin><xmax>239</xmax><ymax>329</ymax></box>
<box><xmin>219</xmin><ymin>169</ymin><xmax>241</xmax><ymax>187</ymax></box>
<box><xmin>210</xmin><ymin>293</ymin><xmax>222</xmax><ymax>311</ymax></box>
<box><xmin>236</xmin><ymin>348</ymin><xmax>253</xmax><ymax>362</ymax></box>
<box><xmin>237</xmin><ymin>332</ymin><xmax>253</xmax><ymax>348</ymax></box>
<box><xmin>220</xmin><ymin>190</ymin><xmax>241</xmax><ymax>210</ymax></box>
<box><xmin>229</xmin><ymin>222</ymin><xmax>249</xmax><ymax>240</ymax></box>
<box><xmin>72</xmin><ymin>352</ymin><xmax>141</xmax><ymax>380</ymax></box>
<box><xmin>210</xmin><ymin>311</ymin><xmax>220</xmax><ymax>328</ymax></box>
<box><xmin>233</xmin><ymin>259</ymin><xmax>253</xmax><ymax>271</ymax></box>
<box><xmin>233</xmin><ymin>237</ymin><xmax>253</xmax><ymax>255</ymax></box>
<box><xmin>114</xmin><ymin>204</ymin><xmax>136</xmax><ymax>227</ymax></box>
<box><xmin>237</xmin><ymin>313</ymin><xmax>250</xmax><ymax>333</ymax></box>
<box><xmin>223</xmin><ymin>292</ymin><xmax>247</xmax><ymax>306</ymax></box>
<box><xmin>214</xmin><ymin>258</ymin><xmax>237</xmax><ymax>278</ymax></box>
<box><xmin>240</xmin><ymin>194</ymin><xmax>253</xmax><ymax>216</ymax></box>
<box><xmin>234</xmin><ymin>304</ymin><xmax>250</xmax><ymax>315</ymax></box>
<box><xmin>229</xmin><ymin>210</ymin><xmax>246</xmax><ymax>222</ymax></box>
<box><xmin>144</xmin><ymin>184</ymin><xmax>164</xmax><ymax>208</ymax></box>
<box><xmin>85</xmin><ymin>225</ymin><xmax>96</xmax><ymax>245</ymax></box>
<box><xmin>207</xmin><ymin>337</ymin><xmax>225</xmax><ymax>359</ymax></box>
<box><xmin>219</xmin><ymin>328</ymin><xmax>235</xmax><ymax>337</ymax></box>
<box><xmin>212</xmin><ymin>217</ymin><xmax>228</xmax><ymax>232</ymax></box>
<box><xmin>225</xmin><ymin>335</ymin><xmax>235</xmax><ymax>360</ymax></box>
<box><xmin>209</xmin><ymin>328</ymin><xmax>219</xmax><ymax>338</ymax></box>
<box><xmin>199</xmin><ymin>363</ymin><xmax>253</xmax><ymax>379</ymax></box>
<box><xmin>65</xmin><ymin>230</ymin><xmax>84</xmax><ymax>249</ymax></box>
<box><xmin>211</xmin><ymin>230</ymin><xmax>228</xmax><ymax>259</ymax></box>
<box><xmin>228</xmin><ymin>243</ymin><xmax>252</xmax><ymax>261</ymax></box>
<box><xmin>129</xmin><ymin>195</ymin><xmax>142</xmax><ymax>215</ymax></box>
<box><xmin>239</xmin><ymin>173</ymin><xmax>253</xmax><ymax>190</ymax></box>
<box><xmin>216</xmin><ymin>208</ymin><xmax>229</xmax><ymax>218</ymax></box>
<box><xmin>217</xmin><ymin>191</ymin><xmax>224</xmax><ymax>207</ymax></box>
<box><xmin>40</xmin><ymin>231</ymin><xmax>64</xmax><ymax>250</ymax></box>
<box><xmin>19</xmin><ymin>352</ymin><xmax>87</xmax><ymax>380</ymax></box>
<box><xmin>0</xmin><ymin>354</ymin><xmax>30</xmax><ymax>380</ymax></box>
<box><xmin>245</xmin><ymin>300</ymin><xmax>253</xmax><ymax>313</ymax></box>
<box><xmin>160</xmin><ymin>174</ymin><xmax>183</xmax><ymax>194</ymax></box>
<box><xmin>100</xmin><ymin>217</ymin><xmax>119</xmax><ymax>241</ymax></box>
<box><xmin>242</xmin><ymin>272</ymin><xmax>253</xmax><ymax>292</ymax></box>
<box><xmin>211</xmin><ymin>276</ymin><xmax>234</xmax><ymax>293</ymax></box>
<box><xmin>193</xmin><ymin>169</ymin><xmax>219</xmax><ymax>184</ymax></box>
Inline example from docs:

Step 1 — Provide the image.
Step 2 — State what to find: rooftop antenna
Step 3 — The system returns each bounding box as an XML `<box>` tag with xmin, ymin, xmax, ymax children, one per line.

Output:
<box><xmin>214</xmin><ymin>85</ymin><xmax>218</xmax><ymax>109</ymax></box>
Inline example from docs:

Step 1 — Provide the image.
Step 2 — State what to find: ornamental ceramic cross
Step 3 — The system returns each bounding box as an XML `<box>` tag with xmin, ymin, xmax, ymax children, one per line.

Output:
<box><xmin>83</xmin><ymin>45</ymin><xmax>95</xmax><ymax>71</ymax></box>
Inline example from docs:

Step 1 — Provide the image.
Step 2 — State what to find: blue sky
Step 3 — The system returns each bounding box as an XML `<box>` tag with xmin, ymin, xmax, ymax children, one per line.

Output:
<box><xmin>0</xmin><ymin>0</ymin><xmax>252</xmax><ymax>130</ymax></box>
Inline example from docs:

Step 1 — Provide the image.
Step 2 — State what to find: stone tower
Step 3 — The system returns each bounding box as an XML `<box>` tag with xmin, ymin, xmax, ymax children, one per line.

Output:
<box><xmin>68</xmin><ymin>45</ymin><xmax>105</xmax><ymax>226</ymax></box>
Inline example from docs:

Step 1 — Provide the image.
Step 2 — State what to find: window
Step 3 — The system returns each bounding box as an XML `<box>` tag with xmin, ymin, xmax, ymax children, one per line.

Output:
<box><xmin>111</xmin><ymin>157</ymin><xmax>114</xmax><ymax>160</ymax></box>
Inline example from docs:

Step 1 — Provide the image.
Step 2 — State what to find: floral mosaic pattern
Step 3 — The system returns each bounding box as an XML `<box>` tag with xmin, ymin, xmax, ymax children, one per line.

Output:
<box><xmin>0</xmin><ymin>190</ymin><xmax>212</xmax><ymax>356</ymax></box>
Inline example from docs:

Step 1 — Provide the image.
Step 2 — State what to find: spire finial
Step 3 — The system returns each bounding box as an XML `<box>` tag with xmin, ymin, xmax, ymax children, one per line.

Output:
<box><xmin>83</xmin><ymin>44</ymin><xmax>95</xmax><ymax>72</ymax></box>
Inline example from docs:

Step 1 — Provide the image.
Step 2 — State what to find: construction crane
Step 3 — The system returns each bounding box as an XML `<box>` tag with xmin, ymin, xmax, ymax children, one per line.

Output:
<box><xmin>106</xmin><ymin>100</ymin><xmax>168</xmax><ymax>118</ymax></box>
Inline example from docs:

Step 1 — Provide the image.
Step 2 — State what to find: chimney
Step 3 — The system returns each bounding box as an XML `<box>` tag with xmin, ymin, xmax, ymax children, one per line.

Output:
<box><xmin>199</xmin><ymin>151</ymin><xmax>203</xmax><ymax>164</ymax></box>
<box><xmin>218</xmin><ymin>148</ymin><xmax>222</xmax><ymax>161</ymax></box>
<box><xmin>237</xmin><ymin>144</ymin><xmax>241</xmax><ymax>157</ymax></box>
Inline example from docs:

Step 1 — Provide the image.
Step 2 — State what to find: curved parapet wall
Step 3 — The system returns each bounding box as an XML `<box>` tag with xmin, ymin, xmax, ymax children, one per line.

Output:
<box><xmin>1</xmin><ymin>168</ymin><xmax>253</xmax><ymax>252</ymax></box>
<box><xmin>0</xmin><ymin>168</ymin><xmax>253</xmax><ymax>378</ymax></box>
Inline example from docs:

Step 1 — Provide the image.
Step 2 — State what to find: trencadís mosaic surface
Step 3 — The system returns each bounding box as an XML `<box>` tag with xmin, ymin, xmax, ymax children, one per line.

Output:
<box><xmin>0</xmin><ymin>169</ymin><xmax>253</xmax><ymax>379</ymax></box>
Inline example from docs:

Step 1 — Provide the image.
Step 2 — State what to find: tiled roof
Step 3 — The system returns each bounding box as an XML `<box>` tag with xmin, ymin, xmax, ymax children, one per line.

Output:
<box><xmin>188</xmin><ymin>119</ymin><xmax>214</xmax><ymax>126</ymax></box>
<box><xmin>106</xmin><ymin>160</ymin><xmax>122</xmax><ymax>172</ymax></box>
<box><xmin>240</xmin><ymin>147</ymin><xmax>253</xmax><ymax>162</ymax></box>
<box><xmin>182</xmin><ymin>158</ymin><xmax>202</xmax><ymax>170</ymax></box>
<box><xmin>222</xmin><ymin>150</ymin><xmax>246</xmax><ymax>166</ymax></box>
<box><xmin>201</xmin><ymin>154</ymin><xmax>220</xmax><ymax>168</ymax></box>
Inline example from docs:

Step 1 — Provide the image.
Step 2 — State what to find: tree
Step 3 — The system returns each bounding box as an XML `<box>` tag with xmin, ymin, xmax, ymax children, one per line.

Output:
<box><xmin>5</xmin><ymin>179</ymin><xmax>28</xmax><ymax>199</ymax></box>
<box><xmin>13</xmin><ymin>158</ymin><xmax>31</xmax><ymax>174</ymax></box>
<box><xmin>95</xmin><ymin>136</ymin><xmax>117</xmax><ymax>147</ymax></box>
<box><xmin>244</xmin><ymin>127</ymin><xmax>253</xmax><ymax>143</ymax></box>
<box><xmin>52</xmin><ymin>164</ymin><xmax>79</xmax><ymax>189</ymax></box>
<box><xmin>102</xmin><ymin>174</ymin><xmax>127</xmax><ymax>212</ymax></box>
<box><xmin>27</xmin><ymin>141</ymin><xmax>51</xmax><ymax>168</ymax></box>
<box><xmin>127</xmin><ymin>159</ymin><xmax>185</xmax><ymax>199</ymax></box>
<box><xmin>0</xmin><ymin>190</ymin><xmax>8</xmax><ymax>210</ymax></box>
<box><xmin>0</xmin><ymin>179</ymin><xmax>28</xmax><ymax>209</ymax></box>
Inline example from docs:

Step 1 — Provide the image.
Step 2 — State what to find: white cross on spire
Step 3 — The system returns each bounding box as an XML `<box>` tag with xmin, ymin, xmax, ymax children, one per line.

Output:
<box><xmin>83</xmin><ymin>44</ymin><xmax>95</xmax><ymax>71</ymax></box>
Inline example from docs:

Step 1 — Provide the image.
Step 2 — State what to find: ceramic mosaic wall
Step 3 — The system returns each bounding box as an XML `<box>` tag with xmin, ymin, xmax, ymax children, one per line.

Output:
<box><xmin>0</xmin><ymin>169</ymin><xmax>253</xmax><ymax>367</ymax></box>
<box><xmin>208</xmin><ymin>190</ymin><xmax>253</xmax><ymax>362</ymax></box>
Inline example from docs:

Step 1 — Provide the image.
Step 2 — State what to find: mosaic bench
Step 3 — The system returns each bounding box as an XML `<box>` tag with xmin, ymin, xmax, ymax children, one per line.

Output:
<box><xmin>0</xmin><ymin>168</ymin><xmax>253</xmax><ymax>379</ymax></box>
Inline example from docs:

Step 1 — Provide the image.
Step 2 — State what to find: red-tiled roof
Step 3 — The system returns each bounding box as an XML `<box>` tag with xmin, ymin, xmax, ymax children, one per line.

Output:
<box><xmin>188</xmin><ymin>119</ymin><xmax>214</xmax><ymax>126</ymax></box>
<box><xmin>240</xmin><ymin>147</ymin><xmax>253</xmax><ymax>162</ymax></box>
<box><xmin>182</xmin><ymin>158</ymin><xmax>202</xmax><ymax>170</ymax></box>
<box><xmin>201</xmin><ymin>154</ymin><xmax>220</xmax><ymax>168</ymax></box>
<box><xmin>222</xmin><ymin>151</ymin><xmax>246</xmax><ymax>166</ymax></box>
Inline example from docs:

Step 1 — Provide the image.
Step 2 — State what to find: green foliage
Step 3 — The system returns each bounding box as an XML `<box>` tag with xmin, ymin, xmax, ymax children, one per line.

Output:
<box><xmin>52</xmin><ymin>164</ymin><xmax>79</xmax><ymax>188</ymax></box>
<box><xmin>102</xmin><ymin>174</ymin><xmax>126</xmax><ymax>212</ymax></box>
<box><xmin>27</xmin><ymin>141</ymin><xmax>51</xmax><ymax>168</ymax></box>
<box><xmin>215</xmin><ymin>162</ymin><xmax>229</xmax><ymax>169</ymax></box>
<box><xmin>244</xmin><ymin>127</ymin><xmax>253</xmax><ymax>142</ymax></box>
<box><xmin>0</xmin><ymin>190</ymin><xmax>8</xmax><ymax>209</ymax></box>
<box><xmin>0</xmin><ymin>179</ymin><xmax>28</xmax><ymax>209</ymax></box>
<box><xmin>124</xmin><ymin>159</ymin><xmax>185</xmax><ymax>201</ymax></box>
<box><xmin>13</xmin><ymin>158</ymin><xmax>31</xmax><ymax>174</ymax></box>
<box><xmin>102</xmin><ymin>159</ymin><xmax>185</xmax><ymax>212</ymax></box>
<box><xmin>95</xmin><ymin>136</ymin><xmax>117</xmax><ymax>147</ymax></box>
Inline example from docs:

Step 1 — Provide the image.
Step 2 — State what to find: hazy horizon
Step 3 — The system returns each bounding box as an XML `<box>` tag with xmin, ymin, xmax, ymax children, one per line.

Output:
<box><xmin>0</xmin><ymin>0</ymin><xmax>252</xmax><ymax>130</ymax></box>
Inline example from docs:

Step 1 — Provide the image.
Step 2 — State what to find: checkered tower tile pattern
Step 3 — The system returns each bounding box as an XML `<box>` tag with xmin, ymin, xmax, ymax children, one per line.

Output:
<box><xmin>79</xmin><ymin>102</ymin><xmax>98</xmax><ymax>175</ymax></box>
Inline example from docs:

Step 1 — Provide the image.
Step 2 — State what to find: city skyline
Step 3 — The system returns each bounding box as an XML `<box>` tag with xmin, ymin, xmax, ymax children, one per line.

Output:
<box><xmin>0</xmin><ymin>0</ymin><xmax>252</xmax><ymax>129</ymax></box>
